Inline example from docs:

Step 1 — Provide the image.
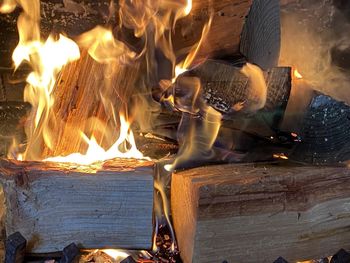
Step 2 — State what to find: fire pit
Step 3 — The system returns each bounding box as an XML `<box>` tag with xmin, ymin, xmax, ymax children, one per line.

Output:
<box><xmin>0</xmin><ymin>0</ymin><xmax>350</xmax><ymax>262</ymax></box>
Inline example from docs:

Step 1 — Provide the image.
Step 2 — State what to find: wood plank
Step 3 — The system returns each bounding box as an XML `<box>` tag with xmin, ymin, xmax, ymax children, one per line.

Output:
<box><xmin>240</xmin><ymin>0</ymin><xmax>281</xmax><ymax>69</ymax></box>
<box><xmin>171</xmin><ymin>163</ymin><xmax>350</xmax><ymax>263</ymax></box>
<box><xmin>0</xmin><ymin>158</ymin><xmax>154</xmax><ymax>253</ymax></box>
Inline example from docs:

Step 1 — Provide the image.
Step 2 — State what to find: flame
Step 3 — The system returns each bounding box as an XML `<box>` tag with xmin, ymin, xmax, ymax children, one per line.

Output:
<box><xmin>0</xmin><ymin>0</ymin><xmax>16</xmax><ymax>13</ymax></box>
<box><xmin>273</xmin><ymin>153</ymin><xmax>289</xmax><ymax>160</ymax></box>
<box><xmin>77</xmin><ymin>26</ymin><xmax>135</xmax><ymax>64</ymax></box>
<box><xmin>240</xmin><ymin>63</ymin><xmax>268</xmax><ymax>111</ymax></box>
<box><xmin>101</xmin><ymin>249</ymin><xmax>129</xmax><ymax>261</ymax></box>
<box><xmin>45</xmin><ymin>115</ymin><xmax>148</xmax><ymax>165</ymax></box>
<box><xmin>184</xmin><ymin>0</ymin><xmax>192</xmax><ymax>16</ymax></box>
<box><xmin>294</xmin><ymin>69</ymin><xmax>303</xmax><ymax>79</ymax></box>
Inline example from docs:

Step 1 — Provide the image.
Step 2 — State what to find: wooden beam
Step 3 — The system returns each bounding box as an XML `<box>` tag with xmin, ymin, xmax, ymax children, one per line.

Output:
<box><xmin>0</xmin><ymin>158</ymin><xmax>154</xmax><ymax>253</ymax></box>
<box><xmin>171</xmin><ymin>163</ymin><xmax>350</xmax><ymax>263</ymax></box>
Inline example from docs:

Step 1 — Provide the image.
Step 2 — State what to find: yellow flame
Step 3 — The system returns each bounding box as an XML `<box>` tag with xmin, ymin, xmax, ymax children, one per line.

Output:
<box><xmin>294</xmin><ymin>69</ymin><xmax>303</xmax><ymax>79</ymax></box>
<box><xmin>45</xmin><ymin>115</ymin><xmax>148</xmax><ymax>165</ymax></box>
<box><xmin>0</xmin><ymin>0</ymin><xmax>16</xmax><ymax>13</ymax></box>
<box><xmin>101</xmin><ymin>249</ymin><xmax>129</xmax><ymax>261</ymax></box>
<box><xmin>240</xmin><ymin>63</ymin><xmax>268</xmax><ymax>111</ymax></box>
<box><xmin>184</xmin><ymin>0</ymin><xmax>192</xmax><ymax>16</ymax></box>
<box><xmin>77</xmin><ymin>26</ymin><xmax>135</xmax><ymax>64</ymax></box>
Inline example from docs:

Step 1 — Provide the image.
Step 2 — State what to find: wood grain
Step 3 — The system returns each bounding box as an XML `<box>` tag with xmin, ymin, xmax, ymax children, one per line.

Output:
<box><xmin>173</xmin><ymin>0</ymin><xmax>253</xmax><ymax>61</ymax></box>
<box><xmin>0</xmin><ymin>158</ymin><xmax>154</xmax><ymax>253</ymax></box>
<box><xmin>172</xmin><ymin>163</ymin><xmax>350</xmax><ymax>263</ymax></box>
<box><xmin>240</xmin><ymin>0</ymin><xmax>281</xmax><ymax>69</ymax></box>
<box><xmin>27</xmin><ymin>49</ymin><xmax>142</xmax><ymax>160</ymax></box>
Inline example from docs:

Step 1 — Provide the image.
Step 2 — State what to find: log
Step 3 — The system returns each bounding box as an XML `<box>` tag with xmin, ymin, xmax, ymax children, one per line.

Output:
<box><xmin>171</xmin><ymin>163</ymin><xmax>350</xmax><ymax>263</ymax></box>
<box><xmin>240</xmin><ymin>0</ymin><xmax>281</xmax><ymax>69</ymax></box>
<box><xmin>0</xmin><ymin>158</ymin><xmax>154</xmax><ymax>253</ymax></box>
<box><xmin>174</xmin><ymin>61</ymin><xmax>291</xmax><ymax>137</ymax></box>
<box><xmin>173</xmin><ymin>0</ymin><xmax>252</xmax><ymax>61</ymax></box>
<box><xmin>290</xmin><ymin>94</ymin><xmax>350</xmax><ymax>165</ymax></box>
<box><xmin>26</xmin><ymin>48</ymin><xmax>142</xmax><ymax>160</ymax></box>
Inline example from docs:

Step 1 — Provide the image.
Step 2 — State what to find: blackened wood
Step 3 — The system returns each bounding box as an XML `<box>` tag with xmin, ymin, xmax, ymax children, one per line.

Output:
<box><xmin>0</xmin><ymin>158</ymin><xmax>154</xmax><ymax>253</ymax></box>
<box><xmin>121</xmin><ymin>256</ymin><xmax>137</xmax><ymax>263</ymax></box>
<box><xmin>291</xmin><ymin>94</ymin><xmax>350</xmax><ymax>164</ymax></box>
<box><xmin>176</xmin><ymin>60</ymin><xmax>291</xmax><ymax>137</ymax></box>
<box><xmin>60</xmin><ymin>243</ymin><xmax>79</xmax><ymax>263</ymax></box>
<box><xmin>180</xmin><ymin>60</ymin><xmax>291</xmax><ymax>116</ymax></box>
<box><xmin>240</xmin><ymin>0</ymin><xmax>281</xmax><ymax>69</ymax></box>
<box><xmin>172</xmin><ymin>163</ymin><xmax>350</xmax><ymax>263</ymax></box>
<box><xmin>4</xmin><ymin>232</ymin><xmax>26</xmax><ymax>263</ymax></box>
<box><xmin>330</xmin><ymin>249</ymin><xmax>350</xmax><ymax>263</ymax></box>
<box><xmin>273</xmin><ymin>257</ymin><xmax>289</xmax><ymax>263</ymax></box>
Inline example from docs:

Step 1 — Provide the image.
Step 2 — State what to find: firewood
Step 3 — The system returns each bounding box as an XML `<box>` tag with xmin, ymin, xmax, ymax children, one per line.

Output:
<box><xmin>240</xmin><ymin>0</ymin><xmax>281</xmax><ymax>69</ymax></box>
<box><xmin>33</xmin><ymin>49</ymin><xmax>142</xmax><ymax>160</ymax></box>
<box><xmin>171</xmin><ymin>163</ymin><xmax>350</xmax><ymax>263</ymax></box>
<box><xmin>0</xmin><ymin>158</ymin><xmax>154</xmax><ymax>253</ymax></box>
<box><xmin>171</xmin><ymin>61</ymin><xmax>291</xmax><ymax>138</ymax></box>
<box><xmin>173</xmin><ymin>0</ymin><xmax>252</xmax><ymax>61</ymax></box>
<box><xmin>290</xmin><ymin>94</ymin><xmax>350</xmax><ymax>164</ymax></box>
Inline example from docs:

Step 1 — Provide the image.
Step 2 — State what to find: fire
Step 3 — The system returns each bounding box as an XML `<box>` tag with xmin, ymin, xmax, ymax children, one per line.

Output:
<box><xmin>184</xmin><ymin>0</ymin><xmax>193</xmax><ymax>16</ymax></box>
<box><xmin>2</xmin><ymin>0</ymin><xmax>216</xmax><ymax>168</ymax></box>
<box><xmin>294</xmin><ymin>69</ymin><xmax>303</xmax><ymax>79</ymax></box>
<box><xmin>0</xmin><ymin>0</ymin><xmax>16</xmax><ymax>13</ymax></box>
<box><xmin>45</xmin><ymin>115</ymin><xmax>147</xmax><ymax>165</ymax></box>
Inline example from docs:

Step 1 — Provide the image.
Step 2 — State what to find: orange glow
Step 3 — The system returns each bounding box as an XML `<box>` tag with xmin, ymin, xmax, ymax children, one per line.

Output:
<box><xmin>184</xmin><ymin>0</ymin><xmax>192</xmax><ymax>16</ymax></box>
<box><xmin>273</xmin><ymin>153</ymin><xmax>289</xmax><ymax>160</ymax></box>
<box><xmin>294</xmin><ymin>69</ymin><xmax>303</xmax><ymax>79</ymax></box>
<box><xmin>45</xmin><ymin>115</ymin><xmax>149</xmax><ymax>165</ymax></box>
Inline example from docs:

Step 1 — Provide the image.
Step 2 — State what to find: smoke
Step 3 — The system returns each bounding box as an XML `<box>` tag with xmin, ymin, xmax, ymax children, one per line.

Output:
<box><xmin>279</xmin><ymin>0</ymin><xmax>350</xmax><ymax>104</ymax></box>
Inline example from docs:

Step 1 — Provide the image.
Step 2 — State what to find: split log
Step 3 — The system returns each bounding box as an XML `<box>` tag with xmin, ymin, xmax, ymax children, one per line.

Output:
<box><xmin>290</xmin><ymin>94</ymin><xmax>350</xmax><ymax>164</ymax></box>
<box><xmin>240</xmin><ymin>0</ymin><xmax>281</xmax><ymax>69</ymax></box>
<box><xmin>30</xmin><ymin>48</ymin><xmax>142</xmax><ymax>160</ymax></box>
<box><xmin>171</xmin><ymin>163</ymin><xmax>350</xmax><ymax>263</ymax></box>
<box><xmin>174</xmin><ymin>60</ymin><xmax>292</xmax><ymax>137</ymax></box>
<box><xmin>173</xmin><ymin>0</ymin><xmax>252</xmax><ymax>61</ymax></box>
<box><xmin>0</xmin><ymin>158</ymin><xmax>154</xmax><ymax>253</ymax></box>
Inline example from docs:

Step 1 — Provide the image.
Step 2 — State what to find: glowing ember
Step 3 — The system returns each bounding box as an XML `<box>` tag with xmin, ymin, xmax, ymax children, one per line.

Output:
<box><xmin>273</xmin><ymin>153</ymin><xmax>289</xmax><ymax>160</ymax></box>
<box><xmin>294</xmin><ymin>69</ymin><xmax>303</xmax><ymax>79</ymax></box>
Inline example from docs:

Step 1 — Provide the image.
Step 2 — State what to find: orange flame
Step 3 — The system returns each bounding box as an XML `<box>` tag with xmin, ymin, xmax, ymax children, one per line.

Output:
<box><xmin>294</xmin><ymin>69</ymin><xmax>303</xmax><ymax>79</ymax></box>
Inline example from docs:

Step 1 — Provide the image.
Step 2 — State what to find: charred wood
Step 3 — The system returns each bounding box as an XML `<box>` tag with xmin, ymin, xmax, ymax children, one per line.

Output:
<box><xmin>290</xmin><ymin>94</ymin><xmax>350</xmax><ymax>164</ymax></box>
<box><xmin>240</xmin><ymin>0</ymin><xmax>281</xmax><ymax>69</ymax></box>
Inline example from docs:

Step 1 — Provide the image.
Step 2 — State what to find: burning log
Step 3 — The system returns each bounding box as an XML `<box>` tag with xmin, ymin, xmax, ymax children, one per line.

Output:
<box><xmin>158</xmin><ymin>61</ymin><xmax>291</xmax><ymax>141</ymax></box>
<box><xmin>171</xmin><ymin>163</ymin><xmax>350</xmax><ymax>263</ymax></box>
<box><xmin>0</xmin><ymin>158</ymin><xmax>154</xmax><ymax>253</ymax></box>
<box><xmin>35</xmin><ymin>48</ymin><xmax>141</xmax><ymax>160</ymax></box>
<box><xmin>173</xmin><ymin>0</ymin><xmax>253</xmax><ymax>61</ymax></box>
